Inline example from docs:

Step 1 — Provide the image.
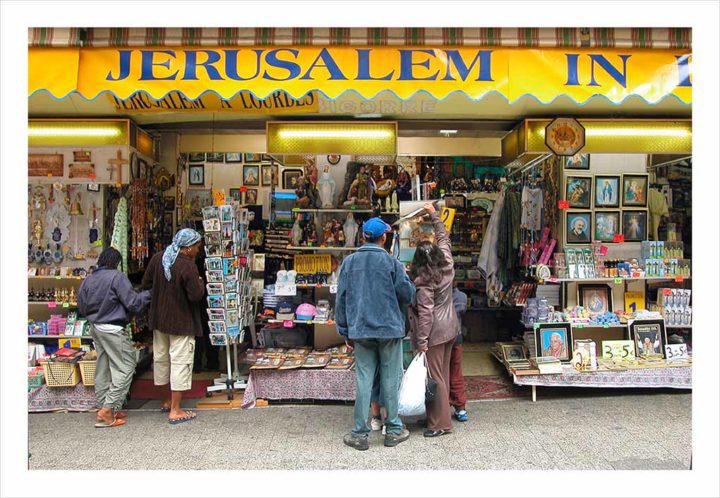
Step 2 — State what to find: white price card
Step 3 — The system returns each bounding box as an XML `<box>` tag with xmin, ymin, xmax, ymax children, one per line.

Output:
<box><xmin>329</xmin><ymin>284</ymin><xmax>338</xmax><ymax>294</ymax></box>
<box><xmin>274</xmin><ymin>283</ymin><xmax>297</xmax><ymax>296</ymax></box>
<box><xmin>602</xmin><ymin>340</ymin><xmax>635</xmax><ymax>360</ymax></box>
<box><xmin>665</xmin><ymin>344</ymin><xmax>688</xmax><ymax>361</ymax></box>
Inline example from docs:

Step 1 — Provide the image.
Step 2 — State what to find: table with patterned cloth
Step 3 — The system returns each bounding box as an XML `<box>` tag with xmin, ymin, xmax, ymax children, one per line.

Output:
<box><xmin>513</xmin><ymin>365</ymin><xmax>692</xmax><ymax>401</ymax></box>
<box><xmin>28</xmin><ymin>385</ymin><xmax>97</xmax><ymax>412</ymax></box>
<box><xmin>242</xmin><ymin>368</ymin><xmax>355</xmax><ymax>409</ymax></box>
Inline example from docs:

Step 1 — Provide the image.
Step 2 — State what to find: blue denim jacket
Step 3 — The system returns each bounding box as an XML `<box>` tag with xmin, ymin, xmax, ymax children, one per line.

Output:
<box><xmin>336</xmin><ymin>243</ymin><xmax>415</xmax><ymax>340</ymax></box>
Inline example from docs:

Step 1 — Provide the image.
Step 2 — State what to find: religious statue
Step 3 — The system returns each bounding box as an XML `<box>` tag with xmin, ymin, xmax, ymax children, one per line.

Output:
<box><xmin>305</xmin><ymin>158</ymin><xmax>319</xmax><ymax>186</ymax></box>
<box><xmin>33</xmin><ymin>219</ymin><xmax>43</xmax><ymax>246</ymax></box>
<box><xmin>395</xmin><ymin>169</ymin><xmax>412</xmax><ymax>201</ymax></box>
<box><xmin>317</xmin><ymin>165</ymin><xmax>336</xmax><ymax>208</ymax></box>
<box><xmin>344</xmin><ymin>165</ymin><xmax>373</xmax><ymax>206</ymax></box>
<box><xmin>291</xmin><ymin>215</ymin><xmax>303</xmax><ymax>246</ymax></box>
<box><xmin>343</xmin><ymin>213</ymin><xmax>358</xmax><ymax>248</ymax></box>
<box><xmin>295</xmin><ymin>174</ymin><xmax>319</xmax><ymax>209</ymax></box>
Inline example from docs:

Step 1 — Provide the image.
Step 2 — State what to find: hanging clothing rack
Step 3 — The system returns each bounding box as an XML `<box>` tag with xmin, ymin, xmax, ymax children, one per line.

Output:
<box><xmin>506</xmin><ymin>153</ymin><xmax>553</xmax><ymax>181</ymax></box>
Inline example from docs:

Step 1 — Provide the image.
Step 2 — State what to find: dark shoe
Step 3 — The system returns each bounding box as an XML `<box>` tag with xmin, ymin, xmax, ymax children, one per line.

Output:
<box><xmin>423</xmin><ymin>429</ymin><xmax>451</xmax><ymax>438</ymax></box>
<box><xmin>384</xmin><ymin>428</ymin><xmax>410</xmax><ymax>447</ymax></box>
<box><xmin>417</xmin><ymin>418</ymin><xmax>427</xmax><ymax>428</ymax></box>
<box><xmin>343</xmin><ymin>433</ymin><xmax>369</xmax><ymax>451</ymax></box>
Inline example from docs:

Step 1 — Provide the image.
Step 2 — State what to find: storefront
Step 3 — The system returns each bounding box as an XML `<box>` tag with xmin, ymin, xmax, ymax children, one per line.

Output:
<box><xmin>27</xmin><ymin>27</ymin><xmax>692</xmax><ymax>409</ymax></box>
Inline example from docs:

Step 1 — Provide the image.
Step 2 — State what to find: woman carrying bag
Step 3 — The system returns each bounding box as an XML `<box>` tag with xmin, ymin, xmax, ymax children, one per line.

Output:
<box><xmin>408</xmin><ymin>203</ymin><xmax>458</xmax><ymax>437</ymax></box>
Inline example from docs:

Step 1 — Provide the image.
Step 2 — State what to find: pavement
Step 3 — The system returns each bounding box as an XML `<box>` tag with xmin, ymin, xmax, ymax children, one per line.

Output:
<box><xmin>28</xmin><ymin>390</ymin><xmax>691</xmax><ymax>470</ymax></box>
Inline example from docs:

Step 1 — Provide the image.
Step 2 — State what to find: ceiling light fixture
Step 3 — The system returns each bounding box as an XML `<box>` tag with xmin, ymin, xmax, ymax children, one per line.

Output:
<box><xmin>29</xmin><ymin>126</ymin><xmax>122</xmax><ymax>137</ymax></box>
<box><xmin>278</xmin><ymin>130</ymin><xmax>392</xmax><ymax>139</ymax></box>
<box><xmin>439</xmin><ymin>129</ymin><xmax>458</xmax><ymax>134</ymax></box>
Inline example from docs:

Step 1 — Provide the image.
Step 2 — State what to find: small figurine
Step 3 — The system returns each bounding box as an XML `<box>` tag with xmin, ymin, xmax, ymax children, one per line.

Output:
<box><xmin>69</xmin><ymin>193</ymin><xmax>84</xmax><ymax>216</ymax></box>
<box><xmin>291</xmin><ymin>215</ymin><xmax>303</xmax><ymax>246</ymax></box>
<box><xmin>390</xmin><ymin>192</ymin><xmax>399</xmax><ymax>213</ymax></box>
<box><xmin>343</xmin><ymin>213</ymin><xmax>358</xmax><ymax>247</ymax></box>
<box><xmin>295</xmin><ymin>174</ymin><xmax>319</xmax><ymax>208</ymax></box>
<box><xmin>32</xmin><ymin>219</ymin><xmax>43</xmax><ymax>246</ymax></box>
<box><xmin>344</xmin><ymin>165</ymin><xmax>373</xmax><ymax>206</ymax></box>
<box><xmin>317</xmin><ymin>165</ymin><xmax>336</xmax><ymax>208</ymax></box>
<box><xmin>395</xmin><ymin>169</ymin><xmax>412</xmax><ymax>201</ymax></box>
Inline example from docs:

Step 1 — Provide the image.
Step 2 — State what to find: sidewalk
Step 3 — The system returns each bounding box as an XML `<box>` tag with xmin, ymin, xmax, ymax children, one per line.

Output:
<box><xmin>28</xmin><ymin>390</ymin><xmax>690</xmax><ymax>470</ymax></box>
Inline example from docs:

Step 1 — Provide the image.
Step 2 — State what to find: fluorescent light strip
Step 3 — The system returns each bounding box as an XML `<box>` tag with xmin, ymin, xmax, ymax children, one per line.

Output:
<box><xmin>29</xmin><ymin>127</ymin><xmax>122</xmax><ymax>137</ymax></box>
<box><xmin>585</xmin><ymin>128</ymin><xmax>690</xmax><ymax>137</ymax></box>
<box><xmin>278</xmin><ymin>130</ymin><xmax>392</xmax><ymax>139</ymax></box>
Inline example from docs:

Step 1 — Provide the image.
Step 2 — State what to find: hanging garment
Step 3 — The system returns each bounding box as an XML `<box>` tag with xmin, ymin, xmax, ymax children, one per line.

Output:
<box><xmin>520</xmin><ymin>186</ymin><xmax>544</xmax><ymax>231</ymax></box>
<box><xmin>648</xmin><ymin>188</ymin><xmax>670</xmax><ymax>240</ymax></box>
<box><xmin>498</xmin><ymin>190</ymin><xmax>522</xmax><ymax>272</ymax></box>
<box><xmin>477</xmin><ymin>189</ymin><xmax>506</xmax><ymax>280</ymax></box>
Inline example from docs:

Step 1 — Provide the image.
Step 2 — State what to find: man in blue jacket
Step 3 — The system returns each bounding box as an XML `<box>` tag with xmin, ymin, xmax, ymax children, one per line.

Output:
<box><xmin>336</xmin><ymin>217</ymin><xmax>415</xmax><ymax>450</ymax></box>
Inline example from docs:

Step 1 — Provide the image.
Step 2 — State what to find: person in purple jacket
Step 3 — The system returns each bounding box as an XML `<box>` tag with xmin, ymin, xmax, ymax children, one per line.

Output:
<box><xmin>78</xmin><ymin>247</ymin><xmax>151</xmax><ymax>428</ymax></box>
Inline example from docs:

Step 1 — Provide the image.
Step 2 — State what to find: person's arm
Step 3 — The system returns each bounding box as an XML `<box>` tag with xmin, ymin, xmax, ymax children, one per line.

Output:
<box><xmin>414</xmin><ymin>284</ymin><xmax>434</xmax><ymax>352</ymax></box>
<box><xmin>335</xmin><ymin>262</ymin><xmax>349</xmax><ymax>338</ymax></box>
<box><xmin>425</xmin><ymin>203</ymin><xmax>452</xmax><ymax>265</ymax></box>
<box><xmin>453</xmin><ymin>289</ymin><xmax>468</xmax><ymax>316</ymax></box>
<box><xmin>113</xmin><ymin>273</ymin><xmax>151</xmax><ymax>314</ymax></box>
<box><xmin>141</xmin><ymin>253</ymin><xmax>156</xmax><ymax>290</ymax></box>
<box><xmin>182</xmin><ymin>261</ymin><xmax>206</xmax><ymax>303</ymax></box>
<box><xmin>392</xmin><ymin>258</ymin><xmax>416</xmax><ymax>306</ymax></box>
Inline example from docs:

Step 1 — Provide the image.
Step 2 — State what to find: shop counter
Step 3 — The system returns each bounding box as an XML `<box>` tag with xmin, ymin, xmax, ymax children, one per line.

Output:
<box><xmin>242</xmin><ymin>368</ymin><xmax>355</xmax><ymax>409</ymax></box>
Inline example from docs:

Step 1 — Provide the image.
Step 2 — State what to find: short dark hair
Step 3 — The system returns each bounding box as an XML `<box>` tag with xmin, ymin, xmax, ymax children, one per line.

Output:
<box><xmin>409</xmin><ymin>241</ymin><xmax>448</xmax><ymax>284</ymax></box>
<box><xmin>364</xmin><ymin>234</ymin><xmax>385</xmax><ymax>245</ymax></box>
<box><xmin>97</xmin><ymin>247</ymin><xmax>122</xmax><ymax>270</ymax></box>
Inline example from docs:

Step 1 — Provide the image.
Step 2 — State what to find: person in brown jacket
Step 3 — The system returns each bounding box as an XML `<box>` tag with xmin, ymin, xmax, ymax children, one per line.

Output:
<box><xmin>408</xmin><ymin>203</ymin><xmax>458</xmax><ymax>437</ymax></box>
<box><xmin>142</xmin><ymin>228</ymin><xmax>205</xmax><ymax>424</ymax></box>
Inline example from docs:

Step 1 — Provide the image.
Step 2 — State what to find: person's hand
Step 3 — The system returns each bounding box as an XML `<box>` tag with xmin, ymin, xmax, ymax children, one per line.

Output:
<box><xmin>424</xmin><ymin>203</ymin><xmax>436</xmax><ymax>215</ymax></box>
<box><xmin>345</xmin><ymin>339</ymin><xmax>354</xmax><ymax>351</ymax></box>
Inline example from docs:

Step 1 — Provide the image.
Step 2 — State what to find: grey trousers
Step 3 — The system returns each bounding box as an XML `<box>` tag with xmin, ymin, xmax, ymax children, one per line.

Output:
<box><xmin>90</xmin><ymin>325</ymin><xmax>137</xmax><ymax>411</ymax></box>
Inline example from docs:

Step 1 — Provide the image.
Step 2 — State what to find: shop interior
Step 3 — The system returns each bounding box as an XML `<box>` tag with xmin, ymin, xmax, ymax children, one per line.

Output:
<box><xmin>27</xmin><ymin>86</ymin><xmax>692</xmax><ymax>408</ymax></box>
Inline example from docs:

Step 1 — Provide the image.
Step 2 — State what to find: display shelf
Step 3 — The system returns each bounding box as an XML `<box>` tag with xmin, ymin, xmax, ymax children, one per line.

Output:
<box><xmin>296</xmin><ymin>284</ymin><xmax>333</xmax><ymax>289</ymax></box>
<box><xmin>292</xmin><ymin>208</ymin><xmax>373</xmax><ymax>214</ymax></box>
<box><xmin>28</xmin><ymin>335</ymin><xmax>92</xmax><ymax>340</ymax></box>
<box><xmin>380</xmin><ymin>211</ymin><xmax>400</xmax><ymax>215</ymax></box>
<box><xmin>452</xmin><ymin>248</ymin><xmax>483</xmax><ymax>253</ymax></box>
<box><xmin>286</xmin><ymin>246</ymin><xmax>357</xmax><ymax>252</ymax></box>
<box><xmin>28</xmin><ymin>276</ymin><xmax>85</xmax><ymax>281</ymax></box>
<box><xmin>28</xmin><ymin>302</ymin><xmax>77</xmax><ymax>307</ymax></box>
<box><xmin>666</xmin><ymin>324</ymin><xmax>692</xmax><ymax>329</ymax></box>
<box><xmin>521</xmin><ymin>320</ymin><xmax>627</xmax><ymax>329</ymax></box>
<box><xmin>542</xmin><ymin>277</ymin><xmax>691</xmax><ymax>283</ymax></box>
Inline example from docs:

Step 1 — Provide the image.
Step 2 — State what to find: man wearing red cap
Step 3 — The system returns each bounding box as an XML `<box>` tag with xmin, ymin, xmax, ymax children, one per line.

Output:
<box><xmin>337</xmin><ymin>217</ymin><xmax>415</xmax><ymax>451</ymax></box>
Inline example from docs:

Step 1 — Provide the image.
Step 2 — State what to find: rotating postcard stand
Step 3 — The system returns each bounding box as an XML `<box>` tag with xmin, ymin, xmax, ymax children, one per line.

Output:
<box><xmin>201</xmin><ymin>203</ymin><xmax>255</xmax><ymax>400</ymax></box>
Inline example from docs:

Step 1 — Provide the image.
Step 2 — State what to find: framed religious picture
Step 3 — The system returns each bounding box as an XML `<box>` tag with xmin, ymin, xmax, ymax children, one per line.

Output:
<box><xmin>228</xmin><ymin>188</ymin><xmax>242</xmax><ymax>202</ymax></box>
<box><xmin>244</xmin><ymin>189</ymin><xmax>258</xmax><ymax>205</ymax></box>
<box><xmin>630</xmin><ymin>319</ymin><xmax>667</xmax><ymax>358</ymax></box>
<box><xmin>501</xmin><ymin>344</ymin><xmax>527</xmax><ymax>362</ymax></box>
<box><xmin>594</xmin><ymin>175</ymin><xmax>620</xmax><ymax>208</ymax></box>
<box><xmin>563</xmin><ymin>153</ymin><xmax>590</xmax><ymax>170</ymax></box>
<box><xmin>534</xmin><ymin>323</ymin><xmax>572</xmax><ymax>362</ymax></box>
<box><xmin>622</xmin><ymin>174</ymin><xmax>649</xmax><ymax>207</ymax></box>
<box><xmin>188</xmin><ymin>164</ymin><xmax>205</xmax><ymax>186</ymax></box>
<box><xmin>282</xmin><ymin>168</ymin><xmax>304</xmax><ymax>190</ymax></box>
<box><xmin>594</xmin><ymin>210</ymin><xmax>621</xmax><ymax>243</ymax></box>
<box><xmin>622</xmin><ymin>210</ymin><xmax>648</xmax><ymax>242</ymax></box>
<box><xmin>243</xmin><ymin>165</ymin><xmax>260</xmax><ymax>186</ymax></box>
<box><xmin>225</xmin><ymin>152</ymin><xmax>242</xmax><ymax>163</ymax></box>
<box><xmin>577</xmin><ymin>284</ymin><xmax>613</xmax><ymax>317</ymax></box>
<box><xmin>564</xmin><ymin>175</ymin><xmax>592</xmax><ymax>209</ymax></box>
<box><xmin>565</xmin><ymin>211</ymin><xmax>592</xmax><ymax>245</ymax></box>
<box><xmin>261</xmin><ymin>164</ymin><xmax>274</xmax><ymax>186</ymax></box>
<box><xmin>244</xmin><ymin>153</ymin><xmax>262</xmax><ymax>163</ymax></box>
<box><xmin>187</xmin><ymin>190</ymin><xmax>213</xmax><ymax>218</ymax></box>
<box><xmin>206</xmin><ymin>152</ymin><xmax>224</xmax><ymax>163</ymax></box>
<box><xmin>188</xmin><ymin>152</ymin><xmax>205</xmax><ymax>162</ymax></box>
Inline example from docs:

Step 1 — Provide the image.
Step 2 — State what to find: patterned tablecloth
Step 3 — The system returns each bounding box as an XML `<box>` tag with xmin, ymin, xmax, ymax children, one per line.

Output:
<box><xmin>242</xmin><ymin>368</ymin><xmax>355</xmax><ymax>408</ymax></box>
<box><xmin>513</xmin><ymin>365</ymin><xmax>692</xmax><ymax>389</ymax></box>
<box><xmin>28</xmin><ymin>384</ymin><xmax>97</xmax><ymax>412</ymax></box>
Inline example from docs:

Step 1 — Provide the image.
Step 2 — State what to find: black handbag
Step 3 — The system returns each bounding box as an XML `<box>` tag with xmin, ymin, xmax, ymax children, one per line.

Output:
<box><xmin>425</xmin><ymin>376</ymin><xmax>437</xmax><ymax>403</ymax></box>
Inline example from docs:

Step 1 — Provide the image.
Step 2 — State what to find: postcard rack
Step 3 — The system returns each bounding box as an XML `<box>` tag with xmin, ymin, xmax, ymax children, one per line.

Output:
<box><xmin>201</xmin><ymin>203</ymin><xmax>257</xmax><ymax>400</ymax></box>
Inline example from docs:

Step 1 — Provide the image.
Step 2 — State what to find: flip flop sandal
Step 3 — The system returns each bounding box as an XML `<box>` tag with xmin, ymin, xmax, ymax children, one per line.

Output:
<box><xmin>160</xmin><ymin>406</ymin><xmax>170</xmax><ymax>413</ymax></box>
<box><xmin>94</xmin><ymin>418</ymin><xmax>126</xmax><ymax>429</ymax></box>
<box><xmin>169</xmin><ymin>411</ymin><xmax>197</xmax><ymax>425</ymax></box>
<box><xmin>114</xmin><ymin>411</ymin><xmax>128</xmax><ymax>419</ymax></box>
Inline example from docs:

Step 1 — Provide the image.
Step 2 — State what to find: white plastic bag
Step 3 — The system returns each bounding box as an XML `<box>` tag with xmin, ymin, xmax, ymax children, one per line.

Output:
<box><xmin>397</xmin><ymin>352</ymin><xmax>428</xmax><ymax>417</ymax></box>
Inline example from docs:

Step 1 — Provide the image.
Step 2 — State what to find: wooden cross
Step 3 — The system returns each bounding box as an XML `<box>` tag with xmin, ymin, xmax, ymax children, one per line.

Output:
<box><xmin>107</xmin><ymin>150</ymin><xmax>128</xmax><ymax>183</ymax></box>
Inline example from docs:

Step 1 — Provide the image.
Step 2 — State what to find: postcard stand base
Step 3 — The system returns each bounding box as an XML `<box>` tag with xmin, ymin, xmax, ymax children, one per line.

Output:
<box><xmin>206</xmin><ymin>330</ymin><xmax>248</xmax><ymax>400</ymax></box>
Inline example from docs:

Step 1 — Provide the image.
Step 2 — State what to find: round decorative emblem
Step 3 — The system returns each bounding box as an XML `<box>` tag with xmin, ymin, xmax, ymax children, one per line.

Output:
<box><xmin>545</xmin><ymin>118</ymin><xmax>586</xmax><ymax>156</ymax></box>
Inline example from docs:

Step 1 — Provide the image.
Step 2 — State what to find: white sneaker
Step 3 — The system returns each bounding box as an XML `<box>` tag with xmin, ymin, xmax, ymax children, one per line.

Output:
<box><xmin>381</xmin><ymin>424</ymin><xmax>387</xmax><ymax>436</ymax></box>
<box><xmin>370</xmin><ymin>417</ymin><xmax>383</xmax><ymax>431</ymax></box>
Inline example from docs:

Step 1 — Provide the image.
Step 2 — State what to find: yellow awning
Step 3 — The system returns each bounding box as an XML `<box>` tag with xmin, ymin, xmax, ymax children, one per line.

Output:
<box><xmin>29</xmin><ymin>46</ymin><xmax>691</xmax><ymax>105</ymax></box>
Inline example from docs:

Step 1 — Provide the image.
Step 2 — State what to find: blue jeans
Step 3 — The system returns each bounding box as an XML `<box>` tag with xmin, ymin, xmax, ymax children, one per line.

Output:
<box><xmin>352</xmin><ymin>338</ymin><xmax>404</xmax><ymax>437</ymax></box>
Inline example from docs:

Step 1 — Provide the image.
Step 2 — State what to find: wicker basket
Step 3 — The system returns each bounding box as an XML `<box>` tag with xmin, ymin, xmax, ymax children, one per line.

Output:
<box><xmin>40</xmin><ymin>362</ymin><xmax>80</xmax><ymax>388</ymax></box>
<box><xmin>78</xmin><ymin>360</ymin><xmax>97</xmax><ymax>386</ymax></box>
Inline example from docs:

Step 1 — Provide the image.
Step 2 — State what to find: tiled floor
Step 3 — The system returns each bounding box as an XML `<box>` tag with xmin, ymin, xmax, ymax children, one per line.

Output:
<box><xmin>28</xmin><ymin>391</ymin><xmax>691</xmax><ymax>470</ymax></box>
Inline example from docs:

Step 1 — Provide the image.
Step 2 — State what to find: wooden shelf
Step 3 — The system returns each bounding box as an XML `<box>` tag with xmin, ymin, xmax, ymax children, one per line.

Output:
<box><xmin>292</xmin><ymin>208</ymin><xmax>373</xmax><ymax>214</ymax></box>
<box><xmin>28</xmin><ymin>302</ymin><xmax>77</xmax><ymax>307</ymax></box>
<box><xmin>286</xmin><ymin>246</ymin><xmax>357</xmax><ymax>252</ymax></box>
<box><xmin>666</xmin><ymin>325</ymin><xmax>692</xmax><ymax>329</ymax></box>
<box><xmin>543</xmin><ymin>277</ymin><xmax>691</xmax><ymax>283</ymax></box>
<box><xmin>265</xmin><ymin>319</ymin><xmax>335</xmax><ymax>325</ymax></box>
<box><xmin>28</xmin><ymin>276</ymin><xmax>84</xmax><ymax>281</ymax></box>
<box><xmin>28</xmin><ymin>335</ymin><xmax>92</xmax><ymax>340</ymax></box>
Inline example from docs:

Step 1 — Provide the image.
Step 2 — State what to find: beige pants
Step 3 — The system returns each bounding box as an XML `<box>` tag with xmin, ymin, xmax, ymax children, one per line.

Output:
<box><xmin>153</xmin><ymin>330</ymin><xmax>195</xmax><ymax>391</ymax></box>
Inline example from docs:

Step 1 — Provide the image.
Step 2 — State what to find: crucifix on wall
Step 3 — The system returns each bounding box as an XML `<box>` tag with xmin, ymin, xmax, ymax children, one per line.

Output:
<box><xmin>107</xmin><ymin>150</ymin><xmax>128</xmax><ymax>183</ymax></box>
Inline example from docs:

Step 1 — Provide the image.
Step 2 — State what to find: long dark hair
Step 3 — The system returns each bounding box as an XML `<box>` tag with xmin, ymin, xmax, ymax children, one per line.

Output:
<box><xmin>409</xmin><ymin>241</ymin><xmax>448</xmax><ymax>284</ymax></box>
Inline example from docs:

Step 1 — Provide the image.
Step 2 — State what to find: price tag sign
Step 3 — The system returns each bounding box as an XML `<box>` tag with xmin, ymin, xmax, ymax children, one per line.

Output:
<box><xmin>283</xmin><ymin>320</ymin><xmax>294</xmax><ymax>328</ymax></box>
<box><xmin>47</xmin><ymin>302</ymin><xmax>57</xmax><ymax>309</ymax></box>
<box><xmin>274</xmin><ymin>283</ymin><xmax>297</xmax><ymax>296</ymax></box>
<box><xmin>612</xmin><ymin>234</ymin><xmax>625</xmax><ymax>243</ymax></box>
<box><xmin>599</xmin><ymin>245</ymin><xmax>609</xmax><ymax>256</ymax></box>
<box><xmin>663</xmin><ymin>288</ymin><xmax>673</xmax><ymax>296</ymax></box>
<box><xmin>440</xmin><ymin>207</ymin><xmax>456</xmax><ymax>231</ymax></box>
<box><xmin>547</xmin><ymin>277</ymin><xmax>559</xmax><ymax>283</ymax></box>
<box><xmin>55</xmin><ymin>276</ymin><xmax>61</xmax><ymax>280</ymax></box>
<box><xmin>329</xmin><ymin>284</ymin><xmax>338</xmax><ymax>294</ymax></box>
<box><xmin>665</xmin><ymin>344</ymin><xmax>688</xmax><ymax>361</ymax></box>
<box><xmin>675</xmin><ymin>275</ymin><xmax>684</xmax><ymax>283</ymax></box>
<box><xmin>62</xmin><ymin>303</ymin><xmax>69</xmax><ymax>308</ymax></box>
<box><xmin>558</xmin><ymin>200</ymin><xmax>570</xmax><ymax>210</ymax></box>
<box><xmin>614</xmin><ymin>277</ymin><xmax>623</xmax><ymax>284</ymax></box>
<box><xmin>602</xmin><ymin>340</ymin><xmax>635</xmax><ymax>360</ymax></box>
